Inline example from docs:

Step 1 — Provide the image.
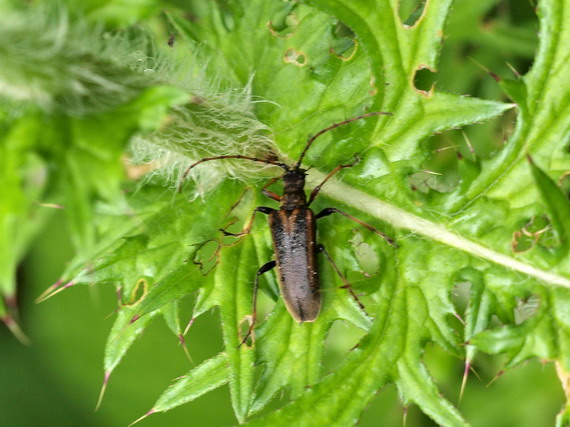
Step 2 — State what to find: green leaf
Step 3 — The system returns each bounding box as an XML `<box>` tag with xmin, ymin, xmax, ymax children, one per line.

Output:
<box><xmin>7</xmin><ymin>0</ymin><xmax>570</xmax><ymax>424</ymax></box>
<box><xmin>151</xmin><ymin>352</ymin><xmax>229</xmax><ymax>414</ymax></box>
<box><xmin>397</xmin><ymin>358</ymin><xmax>465</xmax><ymax>427</ymax></box>
<box><xmin>456</xmin><ymin>268</ymin><xmax>493</xmax><ymax>363</ymax></box>
<box><xmin>105</xmin><ymin>306</ymin><xmax>158</xmax><ymax>376</ymax></box>
<box><xmin>135</xmin><ymin>261</ymin><xmax>206</xmax><ymax>318</ymax></box>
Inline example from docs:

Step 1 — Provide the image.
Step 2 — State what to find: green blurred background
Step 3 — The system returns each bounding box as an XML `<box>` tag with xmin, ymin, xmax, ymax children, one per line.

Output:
<box><xmin>0</xmin><ymin>0</ymin><xmax>566</xmax><ymax>425</ymax></box>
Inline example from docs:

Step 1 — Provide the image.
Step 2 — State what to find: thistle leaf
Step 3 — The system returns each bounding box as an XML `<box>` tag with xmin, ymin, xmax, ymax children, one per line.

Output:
<box><xmin>4</xmin><ymin>0</ymin><xmax>570</xmax><ymax>424</ymax></box>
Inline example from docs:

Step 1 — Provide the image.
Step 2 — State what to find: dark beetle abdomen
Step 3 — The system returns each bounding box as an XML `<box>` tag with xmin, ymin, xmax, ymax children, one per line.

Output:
<box><xmin>269</xmin><ymin>208</ymin><xmax>320</xmax><ymax>322</ymax></box>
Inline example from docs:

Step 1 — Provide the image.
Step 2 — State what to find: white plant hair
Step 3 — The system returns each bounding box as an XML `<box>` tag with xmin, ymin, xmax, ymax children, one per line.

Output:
<box><xmin>130</xmin><ymin>76</ymin><xmax>277</xmax><ymax>196</ymax></box>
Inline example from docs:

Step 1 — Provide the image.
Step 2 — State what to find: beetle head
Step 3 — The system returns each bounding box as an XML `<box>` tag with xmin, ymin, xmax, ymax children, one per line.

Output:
<box><xmin>282</xmin><ymin>167</ymin><xmax>306</xmax><ymax>190</ymax></box>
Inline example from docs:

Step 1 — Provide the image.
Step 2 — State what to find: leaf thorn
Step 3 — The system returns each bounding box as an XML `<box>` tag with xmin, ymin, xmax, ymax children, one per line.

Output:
<box><xmin>36</xmin><ymin>280</ymin><xmax>75</xmax><ymax>303</ymax></box>
<box><xmin>183</xmin><ymin>317</ymin><xmax>195</xmax><ymax>336</ymax></box>
<box><xmin>2</xmin><ymin>315</ymin><xmax>31</xmax><ymax>345</ymax></box>
<box><xmin>95</xmin><ymin>371</ymin><xmax>111</xmax><ymax>411</ymax></box>
<box><xmin>36</xmin><ymin>202</ymin><xmax>65</xmax><ymax>209</ymax></box>
<box><xmin>178</xmin><ymin>333</ymin><xmax>194</xmax><ymax>364</ymax></box>
<box><xmin>452</xmin><ymin>312</ymin><xmax>465</xmax><ymax>325</ymax></box>
<box><xmin>468</xmin><ymin>56</ymin><xmax>500</xmax><ymax>81</ymax></box>
<box><xmin>35</xmin><ymin>279</ymin><xmax>63</xmax><ymax>303</ymax></box>
<box><xmin>486</xmin><ymin>369</ymin><xmax>505</xmax><ymax>388</ymax></box>
<box><xmin>505</xmin><ymin>61</ymin><xmax>521</xmax><ymax>78</ymax></box>
<box><xmin>461</xmin><ymin>131</ymin><xmax>477</xmax><ymax>161</ymax></box>
<box><xmin>459</xmin><ymin>361</ymin><xmax>470</xmax><ymax>405</ymax></box>
<box><xmin>129</xmin><ymin>409</ymin><xmax>155</xmax><ymax>426</ymax></box>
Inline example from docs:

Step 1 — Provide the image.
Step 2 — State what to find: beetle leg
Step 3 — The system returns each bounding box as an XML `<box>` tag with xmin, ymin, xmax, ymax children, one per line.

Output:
<box><xmin>316</xmin><ymin>244</ymin><xmax>365</xmax><ymax>311</ymax></box>
<box><xmin>239</xmin><ymin>260</ymin><xmax>277</xmax><ymax>348</ymax></box>
<box><xmin>315</xmin><ymin>207</ymin><xmax>397</xmax><ymax>247</ymax></box>
<box><xmin>220</xmin><ymin>206</ymin><xmax>274</xmax><ymax>237</ymax></box>
<box><xmin>307</xmin><ymin>156</ymin><xmax>360</xmax><ymax>206</ymax></box>
<box><xmin>262</xmin><ymin>176</ymin><xmax>282</xmax><ymax>202</ymax></box>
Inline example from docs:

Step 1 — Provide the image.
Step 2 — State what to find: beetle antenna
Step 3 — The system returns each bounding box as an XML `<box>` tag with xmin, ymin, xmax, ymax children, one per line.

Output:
<box><xmin>295</xmin><ymin>111</ymin><xmax>393</xmax><ymax>168</ymax></box>
<box><xmin>178</xmin><ymin>155</ymin><xmax>288</xmax><ymax>193</ymax></box>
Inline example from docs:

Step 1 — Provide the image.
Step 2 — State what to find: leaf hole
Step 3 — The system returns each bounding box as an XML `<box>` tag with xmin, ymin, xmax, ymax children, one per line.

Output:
<box><xmin>284</xmin><ymin>48</ymin><xmax>307</xmax><ymax>66</ymax></box>
<box><xmin>413</xmin><ymin>67</ymin><xmax>437</xmax><ymax>95</ymax></box>
<box><xmin>349</xmin><ymin>229</ymin><xmax>381</xmax><ymax>277</ymax></box>
<box><xmin>122</xmin><ymin>278</ymin><xmax>150</xmax><ymax>306</ymax></box>
<box><xmin>407</xmin><ymin>131</ymin><xmax>463</xmax><ymax>195</ymax></box>
<box><xmin>329</xmin><ymin>21</ymin><xmax>357</xmax><ymax>61</ymax></box>
<box><xmin>512</xmin><ymin>215</ymin><xmax>556</xmax><ymax>253</ymax></box>
<box><xmin>333</xmin><ymin>21</ymin><xmax>355</xmax><ymax>38</ymax></box>
<box><xmin>511</xmin><ymin>230</ymin><xmax>534</xmax><ymax>253</ymax></box>
<box><xmin>239</xmin><ymin>316</ymin><xmax>254</xmax><ymax>347</ymax></box>
<box><xmin>132</xmin><ymin>279</ymin><xmax>148</xmax><ymax>303</ymax></box>
<box><xmin>267</xmin><ymin>12</ymin><xmax>298</xmax><ymax>39</ymax></box>
<box><xmin>398</xmin><ymin>0</ymin><xmax>426</xmax><ymax>27</ymax></box>
<box><xmin>408</xmin><ymin>170</ymin><xmax>455</xmax><ymax>194</ymax></box>
<box><xmin>514</xmin><ymin>294</ymin><xmax>540</xmax><ymax>325</ymax></box>
<box><xmin>407</xmin><ymin>130</ymin><xmax>464</xmax><ymax>194</ymax></box>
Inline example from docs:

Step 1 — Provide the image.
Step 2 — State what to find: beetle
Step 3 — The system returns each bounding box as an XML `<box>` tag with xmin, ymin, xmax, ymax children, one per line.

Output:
<box><xmin>180</xmin><ymin>112</ymin><xmax>397</xmax><ymax>345</ymax></box>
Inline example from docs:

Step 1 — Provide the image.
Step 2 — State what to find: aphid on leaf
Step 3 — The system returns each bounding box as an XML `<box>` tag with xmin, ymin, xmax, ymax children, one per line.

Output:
<box><xmin>180</xmin><ymin>112</ymin><xmax>397</xmax><ymax>346</ymax></box>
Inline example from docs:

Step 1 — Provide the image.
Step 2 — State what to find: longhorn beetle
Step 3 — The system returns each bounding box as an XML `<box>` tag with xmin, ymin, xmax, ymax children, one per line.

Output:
<box><xmin>180</xmin><ymin>112</ymin><xmax>397</xmax><ymax>345</ymax></box>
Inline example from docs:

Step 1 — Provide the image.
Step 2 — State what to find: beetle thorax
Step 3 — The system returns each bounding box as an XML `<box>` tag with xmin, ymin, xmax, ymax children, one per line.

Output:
<box><xmin>280</xmin><ymin>168</ymin><xmax>307</xmax><ymax>210</ymax></box>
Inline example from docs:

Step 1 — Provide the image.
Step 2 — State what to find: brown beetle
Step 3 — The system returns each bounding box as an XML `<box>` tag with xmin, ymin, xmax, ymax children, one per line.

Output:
<box><xmin>181</xmin><ymin>112</ymin><xmax>397</xmax><ymax>344</ymax></box>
